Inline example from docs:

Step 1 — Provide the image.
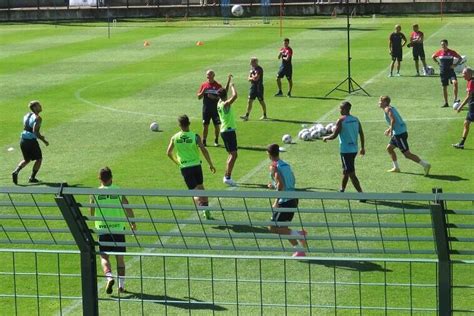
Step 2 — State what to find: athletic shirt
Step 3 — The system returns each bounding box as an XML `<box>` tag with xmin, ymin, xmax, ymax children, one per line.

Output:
<box><xmin>21</xmin><ymin>112</ymin><xmax>38</xmax><ymax>140</ymax></box>
<box><xmin>384</xmin><ymin>106</ymin><xmax>407</xmax><ymax>135</ymax></box>
<box><xmin>280</xmin><ymin>46</ymin><xmax>293</xmax><ymax>66</ymax></box>
<box><xmin>172</xmin><ymin>131</ymin><xmax>201</xmax><ymax>169</ymax></box>
<box><xmin>410</xmin><ymin>31</ymin><xmax>424</xmax><ymax>48</ymax></box>
<box><xmin>250</xmin><ymin>66</ymin><xmax>264</xmax><ymax>87</ymax></box>
<box><xmin>94</xmin><ymin>184</ymin><xmax>126</xmax><ymax>232</ymax></box>
<box><xmin>468</xmin><ymin>79</ymin><xmax>474</xmax><ymax>112</ymax></box>
<box><xmin>217</xmin><ymin>100</ymin><xmax>236</xmax><ymax>132</ymax></box>
<box><xmin>270</xmin><ymin>159</ymin><xmax>296</xmax><ymax>203</ymax></box>
<box><xmin>433</xmin><ymin>48</ymin><xmax>461</xmax><ymax>74</ymax></box>
<box><xmin>198</xmin><ymin>81</ymin><xmax>222</xmax><ymax>110</ymax></box>
<box><xmin>338</xmin><ymin>115</ymin><xmax>360</xmax><ymax>154</ymax></box>
<box><xmin>389</xmin><ymin>32</ymin><xmax>407</xmax><ymax>50</ymax></box>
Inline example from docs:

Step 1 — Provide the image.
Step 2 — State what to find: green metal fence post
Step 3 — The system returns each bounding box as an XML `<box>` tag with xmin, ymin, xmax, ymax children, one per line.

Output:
<box><xmin>55</xmin><ymin>185</ymin><xmax>99</xmax><ymax>316</ymax></box>
<box><xmin>431</xmin><ymin>188</ymin><xmax>452</xmax><ymax>316</ymax></box>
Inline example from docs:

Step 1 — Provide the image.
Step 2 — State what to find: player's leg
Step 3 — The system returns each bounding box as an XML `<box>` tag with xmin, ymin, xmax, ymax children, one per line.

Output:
<box><xmin>116</xmin><ymin>255</ymin><xmax>126</xmax><ymax>292</ymax></box>
<box><xmin>100</xmin><ymin>252</ymin><xmax>115</xmax><ymax>294</ymax></box>
<box><xmin>453</xmin><ymin>79</ymin><xmax>459</xmax><ymax>102</ymax></box>
<box><xmin>442</xmin><ymin>84</ymin><xmax>449</xmax><ymax>107</ymax></box>
<box><xmin>12</xmin><ymin>159</ymin><xmax>30</xmax><ymax>185</ymax></box>
<box><xmin>212</xmin><ymin>114</ymin><xmax>221</xmax><ymax>146</ymax></box>
<box><xmin>225</xmin><ymin>151</ymin><xmax>238</xmax><ymax>180</ymax></box>
<box><xmin>258</xmin><ymin>99</ymin><xmax>268</xmax><ymax>119</ymax></box>
<box><xmin>241</xmin><ymin>98</ymin><xmax>254</xmax><ymax>121</ymax></box>
<box><xmin>202</xmin><ymin>124</ymin><xmax>209</xmax><ymax>146</ymax></box>
<box><xmin>202</xmin><ymin>111</ymin><xmax>211</xmax><ymax>146</ymax></box>
<box><xmin>268</xmin><ymin>206</ymin><xmax>305</xmax><ymax>256</ymax></box>
<box><xmin>29</xmin><ymin>159</ymin><xmax>42</xmax><ymax>183</ymax></box>
<box><xmin>396</xmin><ymin>58</ymin><xmax>401</xmax><ymax>75</ymax></box>
<box><xmin>386</xmin><ymin>143</ymin><xmax>400</xmax><ymax>172</ymax></box>
<box><xmin>222</xmin><ymin>131</ymin><xmax>238</xmax><ymax>186</ymax></box>
<box><xmin>348</xmin><ymin>172</ymin><xmax>363</xmax><ymax>193</ymax></box>
<box><xmin>421</xmin><ymin>58</ymin><xmax>428</xmax><ymax>74</ymax></box>
<box><xmin>340</xmin><ymin>154</ymin><xmax>350</xmax><ymax>191</ymax></box>
<box><xmin>276</xmin><ymin>76</ymin><xmax>283</xmax><ymax>96</ymax></box>
<box><xmin>453</xmin><ymin>119</ymin><xmax>471</xmax><ymax>149</ymax></box>
<box><xmin>287</xmin><ymin>73</ymin><xmax>293</xmax><ymax>97</ymax></box>
<box><xmin>389</xmin><ymin>59</ymin><xmax>395</xmax><ymax>77</ymax></box>
<box><xmin>402</xmin><ymin>149</ymin><xmax>431</xmax><ymax>176</ymax></box>
<box><xmin>414</xmin><ymin>59</ymin><xmax>420</xmax><ymax>75</ymax></box>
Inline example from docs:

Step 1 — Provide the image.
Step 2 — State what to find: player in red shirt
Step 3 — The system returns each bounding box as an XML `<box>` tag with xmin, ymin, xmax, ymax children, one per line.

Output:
<box><xmin>408</xmin><ymin>24</ymin><xmax>428</xmax><ymax>76</ymax></box>
<box><xmin>452</xmin><ymin>68</ymin><xmax>474</xmax><ymax>149</ymax></box>
<box><xmin>275</xmin><ymin>38</ymin><xmax>293</xmax><ymax>97</ymax></box>
<box><xmin>197</xmin><ymin>70</ymin><xmax>222</xmax><ymax>146</ymax></box>
<box><xmin>432</xmin><ymin>39</ymin><xmax>462</xmax><ymax>108</ymax></box>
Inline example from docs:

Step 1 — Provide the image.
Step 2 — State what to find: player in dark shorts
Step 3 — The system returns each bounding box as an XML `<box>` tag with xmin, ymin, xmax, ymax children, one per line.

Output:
<box><xmin>266</xmin><ymin>144</ymin><xmax>308</xmax><ymax>257</ymax></box>
<box><xmin>453</xmin><ymin>67</ymin><xmax>474</xmax><ymax>149</ymax></box>
<box><xmin>275</xmin><ymin>38</ymin><xmax>293</xmax><ymax>97</ymax></box>
<box><xmin>167</xmin><ymin>115</ymin><xmax>216</xmax><ymax>219</ymax></box>
<box><xmin>388</xmin><ymin>24</ymin><xmax>407</xmax><ymax>77</ymax></box>
<box><xmin>408</xmin><ymin>24</ymin><xmax>428</xmax><ymax>76</ymax></box>
<box><xmin>432</xmin><ymin>39</ymin><xmax>463</xmax><ymax>108</ymax></box>
<box><xmin>197</xmin><ymin>70</ymin><xmax>222</xmax><ymax>147</ymax></box>
<box><xmin>240</xmin><ymin>57</ymin><xmax>268</xmax><ymax>121</ymax></box>
<box><xmin>11</xmin><ymin>100</ymin><xmax>49</xmax><ymax>185</ymax></box>
<box><xmin>90</xmin><ymin>167</ymin><xmax>136</xmax><ymax>294</ymax></box>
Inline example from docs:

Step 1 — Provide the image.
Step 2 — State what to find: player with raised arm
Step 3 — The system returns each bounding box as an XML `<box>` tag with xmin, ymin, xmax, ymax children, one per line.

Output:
<box><xmin>388</xmin><ymin>24</ymin><xmax>407</xmax><ymax>77</ymax></box>
<box><xmin>90</xmin><ymin>167</ymin><xmax>136</xmax><ymax>294</ymax></box>
<box><xmin>452</xmin><ymin>68</ymin><xmax>474</xmax><ymax>149</ymax></box>
<box><xmin>240</xmin><ymin>57</ymin><xmax>268</xmax><ymax>121</ymax></box>
<box><xmin>275</xmin><ymin>38</ymin><xmax>293</xmax><ymax>97</ymax></box>
<box><xmin>11</xmin><ymin>100</ymin><xmax>49</xmax><ymax>185</ymax></box>
<box><xmin>167</xmin><ymin>115</ymin><xmax>216</xmax><ymax>219</ymax></box>
<box><xmin>432</xmin><ymin>39</ymin><xmax>462</xmax><ymax>108</ymax></box>
<box><xmin>378</xmin><ymin>96</ymin><xmax>431</xmax><ymax>175</ymax></box>
<box><xmin>197</xmin><ymin>70</ymin><xmax>222</xmax><ymax>147</ymax></box>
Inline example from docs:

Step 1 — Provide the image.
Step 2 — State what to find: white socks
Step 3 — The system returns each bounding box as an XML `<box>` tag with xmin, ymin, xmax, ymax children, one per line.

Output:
<box><xmin>419</xmin><ymin>160</ymin><xmax>429</xmax><ymax>168</ymax></box>
<box><xmin>392</xmin><ymin>161</ymin><xmax>400</xmax><ymax>169</ymax></box>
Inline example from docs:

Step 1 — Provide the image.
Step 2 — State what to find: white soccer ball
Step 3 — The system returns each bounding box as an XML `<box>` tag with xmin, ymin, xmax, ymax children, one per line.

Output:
<box><xmin>298</xmin><ymin>129</ymin><xmax>310</xmax><ymax>140</ymax></box>
<box><xmin>282</xmin><ymin>134</ymin><xmax>292</xmax><ymax>144</ymax></box>
<box><xmin>231</xmin><ymin>4</ymin><xmax>244</xmax><ymax>17</ymax></box>
<box><xmin>425</xmin><ymin>66</ymin><xmax>435</xmax><ymax>76</ymax></box>
<box><xmin>150</xmin><ymin>121</ymin><xmax>159</xmax><ymax>132</ymax></box>
<box><xmin>302</xmin><ymin>131</ymin><xmax>311</xmax><ymax>141</ymax></box>
<box><xmin>453</xmin><ymin>101</ymin><xmax>462</xmax><ymax>111</ymax></box>
<box><xmin>325</xmin><ymin>123</ymin><xmax>335</xmax><ymax>134</ymax></box>
<box><xmin>310</xmin><ymin>130</ymin><xmax>320</xmax><ymax>139</ymax></box>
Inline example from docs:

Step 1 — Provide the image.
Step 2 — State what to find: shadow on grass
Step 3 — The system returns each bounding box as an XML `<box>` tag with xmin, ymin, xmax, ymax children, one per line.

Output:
<box><xmin>266</xmin><ymin>117</ymin><xmax>315</xmax><ymax>124</ymax></box>
<box><xmin>17</xmin><ymin>182</ymin><xmax>83</xmax><ymax>187</ymax></box>
<box><xmin>213</xmin><ymin>225</ymin><xmax>269</xmax><ymax>234</ymax></box>
<box><xmin>402</xmin><ymin>172</ymin><xmax>468</xmax><ymax>182</ymax></box>
<box><xmin>363</xmin><ymin>200</ymin><xmax>429</xmax><ymax>210</ymax></box>
<box><xmin>113</xmin><ymin>292</ymin><xmax>227</xmax><ymax>311</ymax></box>
<box><xmin>304</xmin><ymin>260</ymin><xmax>392</xmax><ymax>272</ymax></box>
<box><xmin>306</xmin><ymin>27</ymin><xmax>377</xmax><ymax>32</ymax></box>
<box><xmin>237</xmin><ymin>145</ymin><xmax>268</xmax><ymax>152</ymax></box>
<box><xmin>289</xmin><ymin>95</ymin><xmax>344</xmax><ymax>101</ymax></box>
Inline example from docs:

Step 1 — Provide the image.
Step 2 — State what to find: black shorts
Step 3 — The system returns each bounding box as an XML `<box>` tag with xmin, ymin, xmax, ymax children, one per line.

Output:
<box><xmin>412</xmin><ymin>45</ymin><xmax>425</xmax><ymax>61</ymax></box>
<box><xmin>277</xmin><ymin>65</ymin><xmax>292</xmax><ymax>80</ymax></box>
<box><xmin>221</xmin><ymin>130</ymin><xmax>238</xmax><ymax>153</ymax></box>
<box><xmin>391</xmin><ymin>49</ymin><xmax>403</xmax><ymax>62</ymax></box>
<box><xmin>340</xmin><ymin>152</ymin><xmax>357</xmax><ymax>174</ymax></box>
<box><xmin>466</xmin><ymin>112</ymin><xmax>474</xmax><ymax>122</ymax></box>
<box><xmin>99</xmin><ymin>234</ymin><xmax>126</xmax><ymax>253</ymax></box>
<box><xmin>440</xmin><ymin>70</ymin><xmax>457</xmax><ymax>87</ymax></box>
<box><xmin>390</xmin><ymin>132</ymin><xmax>410</xmax><ymax>153</ymax></box>
<box><xmin>271</xmin><ymin>199</ymin><xmax>299</xmax><ymax>222</ymax></box>
<box><xmin>202</xmin><ymin>107</ymin><xmax>221</xmax><ymax>126</ymax></box>
<box><xmin>249</xmin><ymin>84</ymin><xmax>264</xmax><ymax>101</ymax></box>
<box><xmin>180</xmin><ymin>164</ymin><xmax>204</xmax><ymax>190</ymax></box>
<box><xmin>20</xmin><ymin>138</ymin><xmax>42</xmax><ymax>161</ymax></box>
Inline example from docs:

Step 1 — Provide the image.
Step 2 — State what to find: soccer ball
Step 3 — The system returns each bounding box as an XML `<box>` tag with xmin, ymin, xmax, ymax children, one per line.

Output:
<box><xmin>453</xmin><ymin>101</ymin><xmax>462</xmax><ymax>111</ymax></box>
<box><xmin>425</xmin><ymin>66</ymin><xmax>435</xmax><ymax>76</ymax></box>
<box><xmin>310</xmin><ymin>130</ymin><xmax>320</xmax><ymax>140</ymax></box>
<box><xmin>231</xmin><ymin>5</ymin><xmax>244</xmax><ymax>17</ymax></box>
<box><xmin>325</xmin><ymin>123</ymin><xmax>336</xmax><ymax>134</ymax></box>
<box><xmin>302</xmin><ymin>131</ymin><xmax>311</xmax><ymax>141</ymax></box>
<box><xmin>150</xmin><ymin>121</ymin><xmax>159</xmax><ymax>132</ymax></box>
<box><xmin>298</xmin><ymin>129</ymin><xmax>310</xmax><ymax>140</ymax></box>
<box><xmin>282</xmin><ymin>134</ymin><xmax>292</xmax><ymax>144</ymax></box>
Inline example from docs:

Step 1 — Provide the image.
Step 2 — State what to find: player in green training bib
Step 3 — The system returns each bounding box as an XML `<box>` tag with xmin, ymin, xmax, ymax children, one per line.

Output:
<box><xmin>89</xmin><ymin>167</ymin><xmax>136</xmax><ymax>294</ymax></box>
<box><xmin>167</xmin><ymin>115</ymin><xmax>216</xmax><ymax>219</ymax></box>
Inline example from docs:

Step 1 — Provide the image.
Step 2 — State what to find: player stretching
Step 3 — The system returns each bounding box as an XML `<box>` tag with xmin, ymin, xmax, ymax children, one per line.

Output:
<box><xmin>408</xmin><ymin>24</ymin><xmax>428</xmax><ymax>76</ymax></box>
<box><xmin>90</xmin><ymin>167</ymin><xmax>136</xmax><ymax>294</ymax></box>
<box><xmin>432</xmin><ymin>39</ymin><xmax>462</xmax><ymax>108</ymax></box>
<box><xmin>240</xmin><ymin>57</ymin><xmax>267</xmax><ymax>121</ymax></box>
<box><xmin>217</xmin><ymin>75</ymin><xmax>239</xmax><ymax>186</ymax></box>
<box><xmin>378</xmin><ymin>96</ymin><xmax>431</xmax><ymax>175</ymax></box>
<box><xmin>388</xmin><ymin>24</ymin><xmax>407</xmax><ymax>77</ymax></box>
<box><xmin>323</xmin><ymin>102</ymin><xmax>366</xmax><ymax>198</ymax></box>
<box><xmin>275</xmin><ymin>38</ymin><xmax>293</xmax><ymax>97</ymax></box>
<box><xmin>197</xmin><ymin>70</ymin><xmax>222</xmax><ymax>147</ymax></box>
<box><xmin>11</xmin><ymin>100</ymin><xmax>49</xmax><ymax>185</ymax></box>
<box><xmin>167</xmin><ymin>115</ymin><xmax>216</xmax><ymax>219</ymax></box>
<box><xmin>266</xmin><ymin>144</ymin><xmax>307</xmax><ymax>257</ymax></box>
<box><xmin>452</xmin><ymin>67</ymin><xmax>474</xmax><ymax>149</ymax></box>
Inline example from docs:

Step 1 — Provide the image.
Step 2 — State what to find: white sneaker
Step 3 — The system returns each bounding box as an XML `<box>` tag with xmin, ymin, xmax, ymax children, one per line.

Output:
<box><xmin>223</xmin><ymin>177</ymin><xmax>237</xmax><ymax>186</ymax></box>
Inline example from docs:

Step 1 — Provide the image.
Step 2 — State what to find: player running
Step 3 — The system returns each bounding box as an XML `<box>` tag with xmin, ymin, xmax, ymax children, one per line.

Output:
<box><xmin>378</xmin><ymin>96</ymin><xmax>431</xmax><ymax>175</ymax></box>
<box><xmin>11</xmin><ymin>100</ymin><xmax>49</xmax><ymax>185</ymax></box>
<box><xmin>197</xmin><ymin>70</ymin><xmax>222</xmax><ymax>147</ymax></box>
<box><xmin>167</xmin><ymin>115</ymin><xmax>216</xmax><ymax>219</ymax></box>
<box><xmin>240</xmin><ymin>57</ymin><xmax>268</xmax><ymax>121</ymax></box>
<box><xmin>388</xmin><ymin>24</ymin><xmax>407</xmax><ymax>77</ymax></box>
<box><xmin>217</xmin><ymin>75</ymin><xmax>239</xmax><ymax>186</ymax></box>
<box><xmin>275</xmin><ymin>38</ymin><xmax>293</xmax><ymax>97</ymax></box>
<box><xmin>323</xmin><ymin>102</ymin><xmax>366</xmax><ymax>197</ymax></box>
<box><xmin>408</xmin><ymin>24</ymin><xmax>428</xmax><ymax>76</ymax></box>
<box><xmin>89</xmin><ymin>167</ymin><xmax>136</xmax><ymax>294</ymax></box>
<box><xmin>266</xmin><ymin>143</ymin><xmax>308</xmax><ymax>257</ymax></box>
<box><xmin>432</xmin><ymin>39</ymin><xmax>462</xmax><ymax>108</ymax></box>
<box><xmin>452</xmin><ymin>67</ymin><xmax>474</xmax><ymax>149</ymax></box>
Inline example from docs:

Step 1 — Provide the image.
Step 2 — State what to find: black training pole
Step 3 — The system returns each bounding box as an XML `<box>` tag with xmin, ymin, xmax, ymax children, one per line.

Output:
<box><xmin>325</xmin><ymin>0</ymin><xmax>369</xmax><ymax>97</ymax></box>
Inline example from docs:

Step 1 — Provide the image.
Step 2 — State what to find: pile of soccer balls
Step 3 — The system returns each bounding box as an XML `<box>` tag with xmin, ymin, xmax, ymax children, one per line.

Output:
<box><xmin>281</xmin><ymin>122</ymin><xmax>336</xmax><ymax>144</ymax></box>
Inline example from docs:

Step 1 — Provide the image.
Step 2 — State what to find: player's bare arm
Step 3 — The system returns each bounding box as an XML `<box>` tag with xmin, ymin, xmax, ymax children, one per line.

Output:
<box><xmin>197</xmin><ymin>135</ymin><xmax>216</xmax><ymax>173</ymax></box>
<box><xmin>323</xmin><ymin>118</ymin><xmax>342</xmax><ymax>142</ymax></box>
<box><xmin>33</xmin><ymin>116</ymin><xmax>49</xmax><ymax>146</ymax></box>
<box><xmin>225</xmin><ymin>84</ymin><xmax>238</xmax><ymax>108</ymax></box>
<box><xmin>385</xmin><ymin>108</ymin><xmax>395</xmax><ymax>136</ymax></box>
<box><xmin>359</xmin><ymin>123</ymin><xmax>365</xmax><ymax>156</ymax></box>
<box><xmin>122</xmin><ymin>196</ymin><xmax>136</xmax><ymax>231</ymax></box>
<box><xmin>89</xmin><ymin>195</ymin><xmax>95</xmax><ymax>217</ymax></box>
<box><xmin>166</xmin><ymin>141</ymin><xmax>179</xmax><ymax>166</ymax></box>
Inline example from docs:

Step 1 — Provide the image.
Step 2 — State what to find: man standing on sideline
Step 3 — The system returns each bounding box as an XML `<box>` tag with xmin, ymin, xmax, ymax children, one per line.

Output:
<box><xmin>197</xmin><ymin>70</ymin><xmax>222</xmax><ymax>147</ymax></box>
<box><xmin>90</xmin><ymin>167</ymin><xmax>136</xmax><ymax>294</ymax></box>
<box><xmin>388</xmin><ymin>24</ymin><xmax>407</xmax><ymax>77</ymax></box>
<box><xmin>378</xmin><ymin>96</ymin><xmax>431</xmax><ymax>175</ymax></box>
<box><xmin>217</xmin><ymin>75</ymin><xmax>239</xmax><ymax>186</ymax></box>
<box><xmin>275</xmin><ymin>38</ymin><xmax>293</xmax><ymax>97</ymax></box>
<box><xmin>323</xmin><ymin>102</ymin><xmax>366</xmax><ymax>197</ymax></box>
<box><xmin>266</xmin><ymin>143</ymin><xmax>308</xmax><ymax>257</ymax></box>
<box><xmin>240</xmin><ymin>57</ymin><xmax>268</xmax><ymax>121</ymax></box>
<box><xmin>11</xmin><ymin>100</ymin><xmax>49</xmax><ymax>185</ymax></box>
<box><xmin>452</xmin><ymin>67</ymin><xmax>474</xmax><ymax>149</ymax></box>
<box><xmin>432</xmin><ymin>39</ymin><xmax>462</xmax><ymax>108</ymax></box>
<box><xmin>167</xmin><ymin>115</ymin><xmax>216</xmax><ymax>219</ymax></box>
<box><xmin>408</xmin><ymin>24</ymin><xmax>428</xmax><ymax>76</ymax></box>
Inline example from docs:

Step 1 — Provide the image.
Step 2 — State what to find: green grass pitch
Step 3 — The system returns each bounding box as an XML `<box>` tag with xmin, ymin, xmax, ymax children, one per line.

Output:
<box><xmin>0</xmin><ymin>15</ymin><xmax>473</xmax><ymax>315</ymax></box>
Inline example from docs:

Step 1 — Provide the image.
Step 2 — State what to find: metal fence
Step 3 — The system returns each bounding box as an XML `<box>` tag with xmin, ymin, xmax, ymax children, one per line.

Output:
<box><xmin>0</xmin><ymin>186</ymin><xmax>473</xmax><ymax>315</ymax></box>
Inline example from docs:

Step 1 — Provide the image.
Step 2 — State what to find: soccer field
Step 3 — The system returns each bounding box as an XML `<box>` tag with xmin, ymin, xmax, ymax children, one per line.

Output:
<box><xmin>0</xmin><ymin>15</ymin><xmax>473</xmax><ymax>315</ymax></box>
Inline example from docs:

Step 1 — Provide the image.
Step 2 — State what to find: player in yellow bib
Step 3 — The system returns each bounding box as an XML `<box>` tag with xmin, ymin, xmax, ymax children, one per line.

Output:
<box><xmin>167</xmin><ymin>115</ymin><xmax>216</xmax><ymax>219</ymax></box>
<box><xmin>89</xmin><ymin>167</ymin><xmax>136</xmax><ymax>294</ymax></box>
